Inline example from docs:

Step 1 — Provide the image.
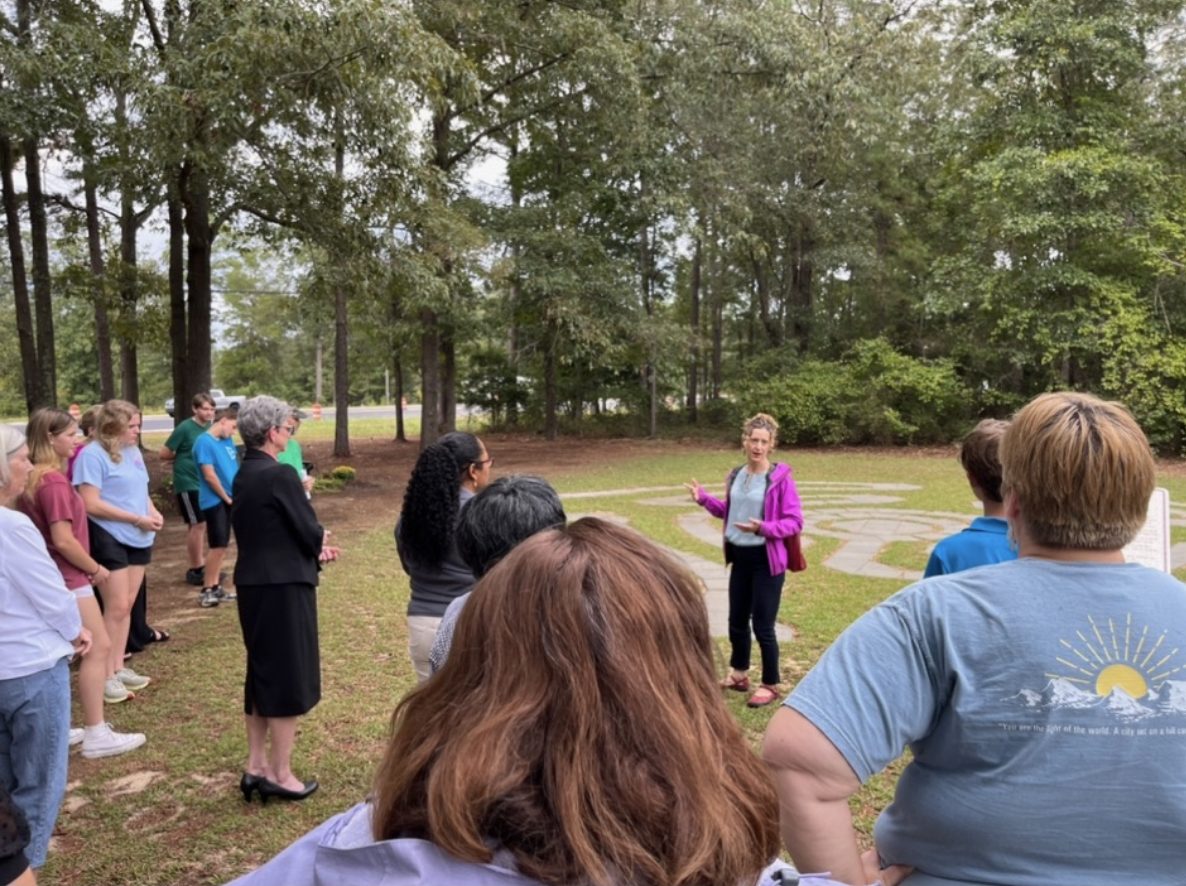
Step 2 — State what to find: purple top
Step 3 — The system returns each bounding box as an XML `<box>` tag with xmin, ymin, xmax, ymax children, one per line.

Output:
<box><xmin>224</xmin><ymin>800</ymin><xmax>846</xmax><ymax>886</ymax></box>
<box><xmin>696</xmin><ymin>461</ymin><xmax>804</xmax><ymax>576</ymax></box>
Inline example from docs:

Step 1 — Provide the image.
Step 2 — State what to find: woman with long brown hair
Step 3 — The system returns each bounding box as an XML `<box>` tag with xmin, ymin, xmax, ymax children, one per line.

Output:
<box><xmin>20</xmin><ymin>408</ymin><xmax>144</xmax><ymax>759</ymax></box>
<box><xmin>72</xmin><ymin>400</ymin><xmax>163</xmax><ymax>703</ymax></box>
<box><xmin>227</xmin><ymin>518</ymin><xmax>842</xmax><ymax>886</ymax></box>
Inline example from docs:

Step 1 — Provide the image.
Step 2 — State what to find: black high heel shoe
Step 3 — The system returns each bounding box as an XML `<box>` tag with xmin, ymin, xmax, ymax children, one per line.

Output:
<box><xmin>257</xmin><ymin>776</ymin><xmax>318</xmax><ymax>804</ymax></box>
<box><xmin>240</xmin><ymin>772</ymin><xmax>263</xmax><ymax>802</ymax></box>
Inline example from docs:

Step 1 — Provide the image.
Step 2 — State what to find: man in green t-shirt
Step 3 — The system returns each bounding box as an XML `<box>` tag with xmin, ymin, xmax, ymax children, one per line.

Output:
<box><xmin>159</xmin><ymin>392</ymin><xmax>215</xmax><ymax>585</ymax></box>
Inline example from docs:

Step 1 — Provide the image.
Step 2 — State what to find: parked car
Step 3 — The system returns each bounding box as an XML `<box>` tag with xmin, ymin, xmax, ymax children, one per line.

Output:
<box><xmin>164</xmin><ymin>388</ymin><xmax>246</xmax><ymax>417</ymax></box>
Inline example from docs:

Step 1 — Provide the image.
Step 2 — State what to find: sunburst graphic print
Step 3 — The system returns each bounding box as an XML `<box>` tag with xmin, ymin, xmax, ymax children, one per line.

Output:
<box><xmin>1049</xmin><ymin>613</ymin><xmax>1183</xmax><ymax>696</ymax></box>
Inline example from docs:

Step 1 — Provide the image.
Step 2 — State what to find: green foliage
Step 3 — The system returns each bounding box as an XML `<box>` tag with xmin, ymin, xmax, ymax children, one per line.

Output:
<box><xmin>5</xmin><ymin>0</ymin><xmax>1186</xmax><ymax>450</ymax></box>
<box><xmin>457</xmin><ymin>345</ymin><xmax>527</xmax><ymax>426</ymax></box>
<box><xmin>329</xmin><ymin>465</ymin><xmax>356</xmax><ymax>482</ymax></box>
<box><xmin>736</xmin><ymin>339</ymin><xmax>968</xmax><ymax>445</ymax></box>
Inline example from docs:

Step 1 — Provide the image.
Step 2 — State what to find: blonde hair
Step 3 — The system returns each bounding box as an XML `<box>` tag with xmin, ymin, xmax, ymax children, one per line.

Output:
<box><xmin>95</xmin><ymin>400</ymin><xmax>139</xmax><ymax>463</ymax></box>
<box><xmin>1001</xmin><ymin>392</ymin><xmax>1154</xmax><ymax>550</ymax></box>
<box><xmin>25</xmin><ymin>407</ymin><xmax>76</xmax><ymax>495</ymax></box>
<box><xmin>741</xmin><ymin>412</ymin><xmax>779</xmax><ymax>448</ymax></box>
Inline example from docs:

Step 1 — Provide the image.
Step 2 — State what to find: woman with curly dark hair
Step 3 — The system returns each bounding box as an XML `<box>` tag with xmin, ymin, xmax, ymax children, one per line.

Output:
<box><xmin>395</xmin><ymin>432</ymin><xmax>492</xmax><ymax>682</ymax></box>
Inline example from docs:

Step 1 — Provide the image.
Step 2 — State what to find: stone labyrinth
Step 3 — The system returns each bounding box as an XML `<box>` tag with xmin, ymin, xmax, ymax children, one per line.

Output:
<box><xmin>564</xmin><ymin>481</ymin><xmax>977</xmax><ymax>641</ymax></box>
<box><xmin>568</xmin><ymin>482</ymin><xmax>1186</xmax><ymax>641</ymax></box>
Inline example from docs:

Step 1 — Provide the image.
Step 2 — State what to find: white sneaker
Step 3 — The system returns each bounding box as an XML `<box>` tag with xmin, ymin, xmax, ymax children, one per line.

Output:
<box><xmin>69</xmin><ymin>727</ymin><xmax>85</xmax><ymax>748</ymax></box>
<box><xmin>104</xmin><ymin>676</ymin><xmax>132</xmax><ymax>703</ymax></box>
<box><xmin>116</xmin><ymin>667</ymin><xmax>151</xmax><ymax>690</ymax></box>
<box><xmin>81</xmin><ymin>723</ymin><xmax>146</xmax><ymax>759</ymax></box>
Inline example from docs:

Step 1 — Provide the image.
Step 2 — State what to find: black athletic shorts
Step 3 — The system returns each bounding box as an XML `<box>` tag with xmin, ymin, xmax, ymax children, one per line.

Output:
<box><xmin>204</xmin><ymin>501</ymin><xmax>233</xmax><ymax>549</ymax></box>
<box><xmin>88</xmin><ymin>520</ymin><xmax>153</xmax><ymax>569</ymax></box>
<box><xmin>176</xmin><ymin>490</ymin><xmax>205</xmax><ymax>525</ymax></box>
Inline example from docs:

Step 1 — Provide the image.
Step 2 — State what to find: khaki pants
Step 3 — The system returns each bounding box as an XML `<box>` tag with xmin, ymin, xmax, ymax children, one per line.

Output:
<box><xmin>407</xmin><ymin>615</ymin><xmax>443</xmax><ymax>683</ymax></box>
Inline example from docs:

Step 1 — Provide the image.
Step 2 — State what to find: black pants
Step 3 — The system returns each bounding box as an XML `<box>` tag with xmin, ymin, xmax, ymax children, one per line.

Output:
<box><xmin>126</xmin><ymin>577</ymin><xmax>153</xmax><ymax>652</ymax></box>
<box><xmin>726</xmin><ymin>543</ymin><xmax>785</xmax><ymax>686</ymax></box>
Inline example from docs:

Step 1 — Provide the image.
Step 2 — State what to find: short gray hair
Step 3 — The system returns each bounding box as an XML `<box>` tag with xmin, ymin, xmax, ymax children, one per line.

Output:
<box><xmin>237</xmin><ymin>396</ymin><xmax>292</xmax><ymax>449</ymax></box>
<box><xmin>0</xmin><ymin>425</ymin><xmax>27</xmax><ymax>488</ymax></box>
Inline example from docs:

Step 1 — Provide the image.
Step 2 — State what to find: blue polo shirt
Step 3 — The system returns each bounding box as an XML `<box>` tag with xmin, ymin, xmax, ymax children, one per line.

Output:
<box><xmin>194</xmin><ymin>433</ymin><xmax>240</xmax><ymax>511</ymax></box>
<box><xmin>923</xmin><ymin>516</ymin><xmax>1015</xmax><ymax>577</ymax></box>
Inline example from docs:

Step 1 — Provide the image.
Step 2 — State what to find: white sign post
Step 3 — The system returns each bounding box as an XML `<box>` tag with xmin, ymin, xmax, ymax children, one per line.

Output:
<box><xmin>1123</xmin><ymin>487</ymin><xmax>1171</xmax><ymax>572</ymax></box>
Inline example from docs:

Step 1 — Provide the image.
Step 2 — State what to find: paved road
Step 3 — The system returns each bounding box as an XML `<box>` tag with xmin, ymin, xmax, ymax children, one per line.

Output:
<box><xmin>142</xmin><ymin>404</ymin><xmax>422</xmax><ymax>432</ymax></box>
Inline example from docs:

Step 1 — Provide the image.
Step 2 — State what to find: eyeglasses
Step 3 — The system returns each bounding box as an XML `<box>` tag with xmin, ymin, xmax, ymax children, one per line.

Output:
<box><xmin>276</xmin><ymin>425</ymin><xmax>297</xmax><ymax>436</ymax></box>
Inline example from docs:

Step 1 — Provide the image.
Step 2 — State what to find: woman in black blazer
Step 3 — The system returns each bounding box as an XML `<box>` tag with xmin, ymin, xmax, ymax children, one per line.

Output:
<box><xmin>231</xmin><ymin>396</ymin><xmax>339</xmax><ymax>804</ymax></box>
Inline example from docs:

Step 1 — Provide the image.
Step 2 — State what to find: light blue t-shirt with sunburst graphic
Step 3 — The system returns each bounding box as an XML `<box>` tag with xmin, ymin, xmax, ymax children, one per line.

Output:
<box><xmin>787</xmin><ymin>557</ymin><xmax>1186</xmax><ymax>886</ymax></box>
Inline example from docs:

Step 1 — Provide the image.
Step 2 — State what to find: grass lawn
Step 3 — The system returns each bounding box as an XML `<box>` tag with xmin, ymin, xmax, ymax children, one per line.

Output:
<box><xmin>40</xmin><ymin>442</ymin><xmax>1186</xmax><ymax>884</ymax></box>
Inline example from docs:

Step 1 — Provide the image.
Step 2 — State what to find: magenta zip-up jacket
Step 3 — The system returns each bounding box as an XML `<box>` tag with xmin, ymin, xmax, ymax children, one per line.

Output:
<box><xmin>695</xmin><ymin>461</ymin><xmax>804</xmax><ymax>576</ymax></box>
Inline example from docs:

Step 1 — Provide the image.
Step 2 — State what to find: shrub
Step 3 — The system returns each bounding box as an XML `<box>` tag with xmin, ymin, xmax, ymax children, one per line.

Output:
<box><xmin>330</xmin><ymin>465</ymin><xmax>357</xmax><ymax>482</ymax></box>
<box><xmin>735</xmin><ymin>338</ymin><xmax>971</xmax><ymax>445</ymax></box>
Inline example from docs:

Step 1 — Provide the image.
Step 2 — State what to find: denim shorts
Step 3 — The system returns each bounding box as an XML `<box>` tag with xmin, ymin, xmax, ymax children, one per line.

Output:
<box><xmin>0</xmin><ymin>657</ymin><xmax>71</xmax><ymax>868</ymax></box>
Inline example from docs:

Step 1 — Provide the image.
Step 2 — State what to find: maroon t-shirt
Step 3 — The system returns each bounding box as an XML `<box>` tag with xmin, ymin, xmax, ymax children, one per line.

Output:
<box><xmin>18</xmin><ymin>470</ymin><xmax>91</xmax><ymax>590</ymax></box>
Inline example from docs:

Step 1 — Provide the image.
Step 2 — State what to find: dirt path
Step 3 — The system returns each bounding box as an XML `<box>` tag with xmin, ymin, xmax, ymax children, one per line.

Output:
<box><xmin>143</xmin><ymin>433</ymin><xmax>672</xmax><ymax>624</ymax></box>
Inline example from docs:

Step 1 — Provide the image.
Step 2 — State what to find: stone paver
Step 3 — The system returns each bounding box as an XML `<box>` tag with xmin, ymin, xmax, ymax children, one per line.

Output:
<box><xmin>664</xmin><ymin>546</ymin><xmax>795</xmax><ymax>642</ymax></box>
<box><xmin>569</xmin><ymin>506</ymin><xmax>793</xmax><ymax>641</ymax></box>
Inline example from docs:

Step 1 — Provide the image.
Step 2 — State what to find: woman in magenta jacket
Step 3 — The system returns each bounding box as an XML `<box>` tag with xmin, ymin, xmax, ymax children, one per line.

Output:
<box><xmin>686</xmin><ymin>413</ymin><xmax>803</xmax><ymax>707</ymax></box>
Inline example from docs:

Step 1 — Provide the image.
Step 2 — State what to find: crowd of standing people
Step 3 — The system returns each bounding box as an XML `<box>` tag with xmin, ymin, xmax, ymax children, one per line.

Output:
<box><xmin>3</xmin><ymin>391</ymin><xmax>1184</xmax><ymax>886</ymax></box>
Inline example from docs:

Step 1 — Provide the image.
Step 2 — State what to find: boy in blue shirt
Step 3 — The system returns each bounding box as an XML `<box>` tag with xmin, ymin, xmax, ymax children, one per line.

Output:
<box><xmin>924</xmin><ymin>418</ymin><xmax>1016</xmax><ymax>577</ymax></box>
<box><xmin>194</xmin><ymin>407</ymin><xmax>240</xmax><ymax>607</ymax></box>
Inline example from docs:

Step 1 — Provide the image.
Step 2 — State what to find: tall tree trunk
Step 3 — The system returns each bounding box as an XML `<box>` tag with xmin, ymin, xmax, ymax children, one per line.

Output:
<box><xmin>419</xmin><ymin>308</ymin><xmax>441</xmax><ymax>449</ymax></box>
<box><xmin>333</xmin><ymin>279</ymin><xmax>350</xmax><ymax>456</ymax></box>
<box><xmin>543</xmin><ymin>313</ymin><xmax>559</xmax><ymax>441</ymax></box>
<box><xmin>506</xmin><ymin>134</ymin><xmax>522</xmax><ymax>427</ymax></box>
<box><xmin>790</xmin><ymin>220</ymin><xmax>814</xmax><ymax>352</ymax></box>
<box><xmin>119</xmin><ymin>179</ymin><xmax>140</xmax><ymax>405</ymax></box>
<box><xmin>639</xmin><ymin>215</ymin><xmax>656</xmax><ymax>437</ymax></box>
<box><xmin>506</xmin><ymin>317</ymin><xmax>520</xmax><ymax>427</ymax></box>
<box><xmin>753</xmin><ymin>251</ymin><xmax>781</xmax><ymax>347</ymax></box>
<box><xmin>389</xmin><ymin>292</ymin><xmax>407</xmax><ymax>443</ymax></box>
<box><xmin>0</xmin><ymin>134</ymin><xmax>39</xmax><ymax>412</ymax></box>
<box><xmin>687</xmin><ymin>227</ymin><xmax>701</xmax><ymax>421</ymax></box>
<box><xmin>393</xmin><ymin>352</ymin><xmax>406</xmax><ymax>443</ymax></box>
<box><xmin>182</xmin><ymin>161</ymin><xmax>213</xmax><ymax>395</ymax></box>
<box><xmin>425</xmin><ymin>109</ymin><xmax>457</xmax><ymax>438</ymax></box>
<box><xmin>23</xmin><ymin>137</ymin><xmax>56</xmax><ymax>405</ymax></box>
<box><xmin>711</xmin><ymin>290</ymin><xmax>723</xmax><ymax>400</ymax></box>
<box><xmin>440</xmin><ymin>329</ymin><xmax>456</xmax><ymax>435</ymax></box>
<box><xmin>314</xmin><ymin>335</ymin><xmax>323</xmax><ymax>403</ymax></box>
<box><xmin>332</xmin><ymin>126</ymin><xmax>350</xmax><ymax>457</ymax></box>
<box><xmin>83</xmin><ymin>175</ymin><xmax>116</xmax><ymax>401</ymax></box>
<box><xmin>167</xmin><ymin>171</ymin><xmax>187</xmax><ymax>424</ymax></box>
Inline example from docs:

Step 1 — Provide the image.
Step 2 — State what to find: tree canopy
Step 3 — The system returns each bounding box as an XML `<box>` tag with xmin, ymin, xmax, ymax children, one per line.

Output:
<box><xmin>2</xmin><ymin>0</ymin><xmax>1185</xmax><ymax>450</ymax></box>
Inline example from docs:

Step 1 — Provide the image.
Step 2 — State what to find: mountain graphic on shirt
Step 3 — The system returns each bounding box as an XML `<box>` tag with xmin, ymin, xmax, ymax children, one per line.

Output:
<box><xmin>1008</xmin><ymin>678</ymin><xmax>1186</xmax><ymax>722</ymax></box>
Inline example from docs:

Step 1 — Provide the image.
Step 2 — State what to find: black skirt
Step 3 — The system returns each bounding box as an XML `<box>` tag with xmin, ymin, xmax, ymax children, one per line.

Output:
<box><xmin>236</xmin><ymin>582</ymin><xmax>320</xmax><ymax>717</ymax></box>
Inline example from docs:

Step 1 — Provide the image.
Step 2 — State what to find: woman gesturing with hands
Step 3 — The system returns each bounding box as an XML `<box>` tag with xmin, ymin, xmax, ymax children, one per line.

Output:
<box><xmin>687</xmin><ymin>412</ymin><xmax>803</xmax><ymax>708</ymax></box>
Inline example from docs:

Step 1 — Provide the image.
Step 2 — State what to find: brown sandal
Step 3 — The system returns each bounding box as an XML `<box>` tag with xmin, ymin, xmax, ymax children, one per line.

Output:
<box><xmin>746</xmin><ymin>685</ymin><xmax>781</xmax><ymax>708</ymax></box>
<box><xmin>719</xmin><ymin>673</ymin><xmax>750</xmax><ymax>692</ymax></box>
